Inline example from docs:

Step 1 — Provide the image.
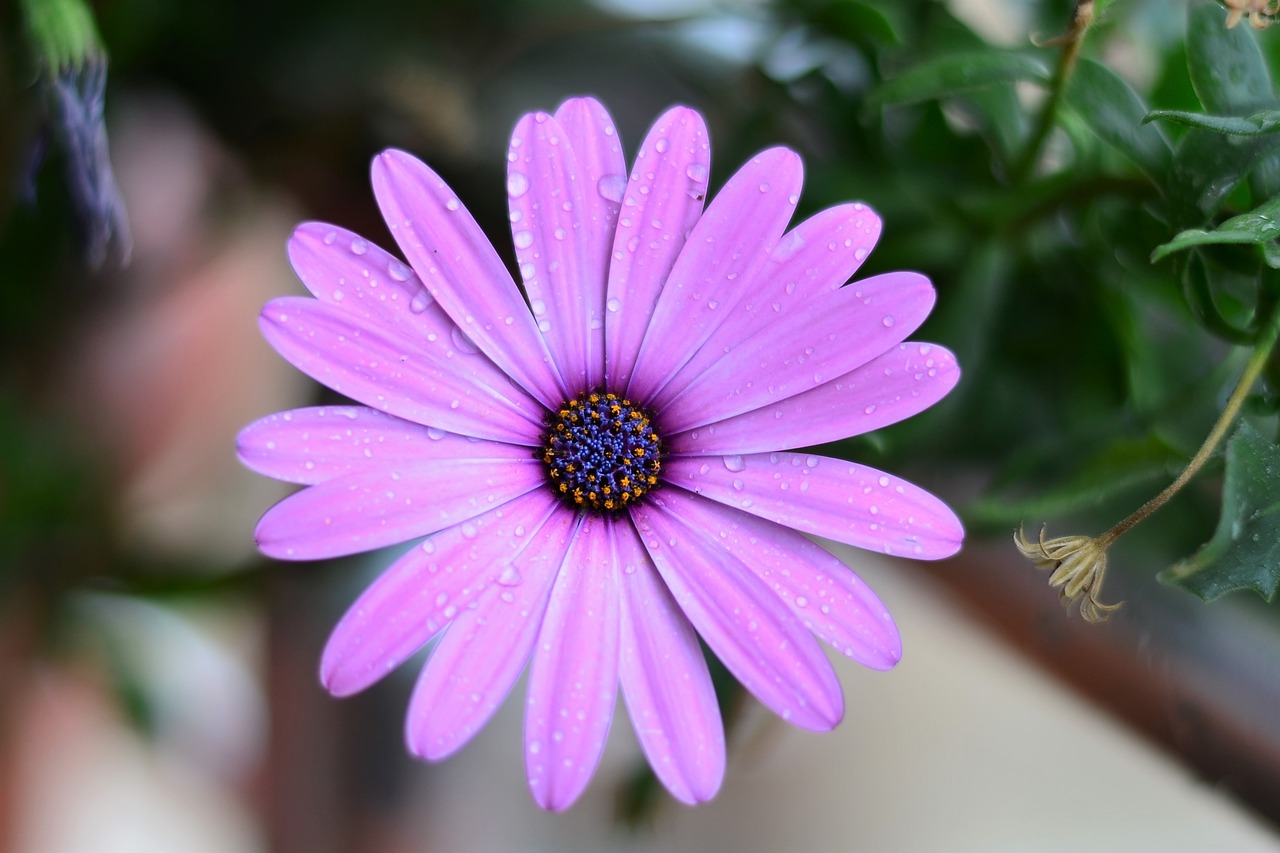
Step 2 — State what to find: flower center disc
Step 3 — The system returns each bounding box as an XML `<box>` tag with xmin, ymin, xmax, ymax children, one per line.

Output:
<box><xmin>542</xmin><ymin>391</ymin><xmax>663</xmax><ymax>514</ymax></box>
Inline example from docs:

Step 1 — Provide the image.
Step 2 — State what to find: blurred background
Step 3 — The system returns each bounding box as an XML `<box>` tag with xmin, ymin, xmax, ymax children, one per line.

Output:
<box><xmin>3</xmin><ymin>0</ymin><xmax>1280</xmax><ymax>849</ymax></box>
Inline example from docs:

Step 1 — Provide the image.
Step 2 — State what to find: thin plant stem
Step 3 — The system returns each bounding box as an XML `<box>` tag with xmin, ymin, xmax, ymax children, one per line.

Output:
<box><xmin>1097</xmin><ymin>299</ymin><xmax>1280</xmax><ymax>549</ymax></box>
<box><xmin>1012</xmin><ymin>0</ymin><xmax>1095</xmax><ymax>184</ymax></box>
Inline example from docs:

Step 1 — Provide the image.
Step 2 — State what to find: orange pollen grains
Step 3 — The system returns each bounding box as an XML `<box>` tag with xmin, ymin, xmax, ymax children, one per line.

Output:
<box><xmin>540</xmin><ymin>390</ymin><xmax>663</xmax><ymax>515</ymax></box>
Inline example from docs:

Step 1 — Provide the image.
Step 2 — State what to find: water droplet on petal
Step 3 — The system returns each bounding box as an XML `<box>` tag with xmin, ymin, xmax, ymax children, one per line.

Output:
<box><xmin>426</xmin><ymin>426</ymin><xmax>446</xmax><ymax>440</ymax></box>
<box><xmin>685</xmin><ymin>163</ymin><xmax>708</xmax><ymax>182</ymax></box>
<box><xmin>387</xmin><ymin>258</ymin><xmax>412</xmax><ymax>281</ymax></box>
<box><xmin>410</xmin><ymin>290</ymin><xmax>432</xmax><ymax>313</ymax></box>
<box><xmin>350</xmin><ymin>238</ymin><xmax>368</xmax><ymax>255</ymax></box>
<box><xmin>507</xmin><ymin>172</ymin><xmax>530</xmax><ymax>198</ymax></box>
<box><xmin>514</xmin><ymin>230</ymin><xmax>534</xmax><ymax>249</ymax></box>
<box><xmin>606</xmin><ymin>297</ymin><xmax>621</xmax><ymax>312</ymax></box>
<box><xmin>723</xmin><ymin>455</ymin><xmax>746</xmax><ymax>472</ymax></box>
<box><xmin>655</xmin><ymin>137</ymin><xmax>670</xmax><ymax>153</ymax></box>
<box><xmin>597</xmin><ymin>174</ymin><xmax>626</xmax><ymax>203</ymax></box>
<box><xmin>451</xmin><ymin>326</ymin><xmax>480</xmax><ymax>354</ymax></box>
<box><xmin>882</xmin><ymin>315</ymin><xmax>895</xmax><ymax>327</ymax></box>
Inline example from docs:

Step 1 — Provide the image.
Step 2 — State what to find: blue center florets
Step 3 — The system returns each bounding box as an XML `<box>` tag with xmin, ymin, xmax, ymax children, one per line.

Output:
<box><xmin>542</xmin><ymin>390</ymin><xmax>663</xmax><ymax>515</ymax></box>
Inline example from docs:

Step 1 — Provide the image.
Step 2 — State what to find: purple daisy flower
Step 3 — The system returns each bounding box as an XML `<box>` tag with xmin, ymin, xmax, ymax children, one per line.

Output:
<box><xmin>238</xmin><ymin>97</ymin><xmax>963</xmax><ymax>811</ymax></box>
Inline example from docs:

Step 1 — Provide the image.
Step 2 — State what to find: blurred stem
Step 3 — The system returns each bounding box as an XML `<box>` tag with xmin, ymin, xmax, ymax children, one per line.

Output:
<box><xmin>1013</xmin><ymin>0</ymin><xmax>1095</xmax><ymax>184</ymax></box>
<box><xmin>1098</xmin><ymin>296</ymin><xmax>1280</xmax><ymax>548</ymax></box>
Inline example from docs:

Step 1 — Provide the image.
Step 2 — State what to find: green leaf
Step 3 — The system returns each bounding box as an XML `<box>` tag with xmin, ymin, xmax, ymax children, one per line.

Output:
<box><xmin>1162</xmin><ymin>421</ymin><xmax>1280</xmax><ymax>601</ymax></box>
<box><xmin>1186</xmin><ymin>2</ymin><xmax>1274</xmax><ymax>116</ymax></box>
<box><xmin>1167</xmin><ymin>128</ymin><xmax>1280</xmax><ymax>223</ymax></box>
<box><xmin>867</xmin><ymin>51</ymin><xmax>1050</xmax><ymax>110</ymax></box>
<box><xmin>1145</xmin><ymin>108</ymin><xmax>1280</xmax><ymax>137</ymax></box>
<box><xmin>1066</xmin><ymin>59</ymin><xmax>1171</xmax><ymax>182</ymax></box>
<box><xmin>1152</xmin><ymin>192</ymin><xmax>1280</xmax><ymax>263</ymax></box>
<box><xmin>810</xmin><ymin>0</ymin><xmax>899</xmax><ymax>49</ymax></box>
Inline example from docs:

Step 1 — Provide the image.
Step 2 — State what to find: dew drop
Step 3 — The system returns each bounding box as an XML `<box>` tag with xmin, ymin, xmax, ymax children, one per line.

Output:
<box><xmin>410</xmin><ymin>290</ymin><xmax>432</xmax><ymax>313</ymax></box>
<box><xmin>323</xmin><ymin>230</ymin><xmax>337</xmax><ymax>245</ymax></box>
<box><xmin>530</xmin><ymin>299</ymin><xmax>547</xmax><ymax>315</ymax></box>
<box><xmin>451</xmin><ymin>326</ymin><xmax>480</xmax><ymax>354</ymax></box>
<box><xmin>461</xmin><ymin>523</ymin><xmax>478</xmax><ymax>539</ymax></box>
<box><xmin>606</xmin><ymin>297</ymin><xmax>621</xmax><ymax>313</ymax></box>
<box><xmin>387</xmin><ymin>258</ymin><xmax>412</xmax><ymax>281</ymax></box>
<box><xmin>514</xmin><ymin>230</ymin><xmax>534</xmax><ymax>249</ymax></box>
<box><xmin>655</xmin><ymin>137</ymin><xmax>670</xmax><ymax>153</ymax></box>
<box><xmin>350</xmin><ymin>238</ymin><xmax>368</xmax><ymax>255</ymax></box>
<box><xmin>498</xmin><ymin>566</ymin><xmax>522</xmax><ymax>586</ymax></box>
<box><xmin>508</xmin><ymin>172</ymin><xmax>530</xmax><ymax>198</ymax></box>
<box><xmin>426</xmin><ymin>426</ymin><xmax>447</xmax><ymax>440</ymax></box>
<box><xmin>597</xmin><ymin>174</ymin><xmax>626</xmax><ymax>203</ymax></box>
<box><xmin>882</xmin><ymin>315</ymin><xmax>895</xmax><ymax>327</ymax></box>
<box><xmin>445</xmin><ymin>197</ymin><xmax>461</xmax><ymax>211</ymax></box>
<box><xmin>723</xmin><ymin>455</ymin><xmax>746</xmax><ymax>472</ymax></box>
<box><xmin>685</xmin><ymin>163</ymin><xmax>708</xmax><ymax>182</ymax></box>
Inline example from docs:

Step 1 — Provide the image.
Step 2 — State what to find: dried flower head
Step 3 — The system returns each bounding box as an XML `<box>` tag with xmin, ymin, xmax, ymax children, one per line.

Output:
<box><xmin>1015</xmin><ymin>526</ymin><xmax>1122</xmax><ymax>623</ymax></box>
<box><xmin>1225</xmin><ymin>0</ymin><xmax>1279</xmax><ymax>29</ymax></box>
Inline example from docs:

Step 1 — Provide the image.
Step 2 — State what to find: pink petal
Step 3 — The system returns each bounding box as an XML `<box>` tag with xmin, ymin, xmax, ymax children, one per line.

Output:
<box><xmin>668</xmin><ymin>343</ymin><xmax>960</xmax><ymax>455</ymax></box>
<box><xmin>253</xmin><ymin>457</ymin><xmax>546</xmax><ymax>560</ymax></box>
<box><xmin>507</xmin><ymin>112</ymin><xmax>598</xmax><ymax>391</ymax></box>
<box><xmin>614</xmin><ymin>518</ymin><xmax>724</xmax><ymax>804</ymax></box>
<box><xmin>525</xmin><ymin>515</ymin><xmax>621</xmax><ymax>812</ymax></box>
<box><xmin>657</xmin><ymin>271</ymin><xmax>935</xmax><ymax>434</ymax></box>
<box><xmin>603</xmin><ymin>107</ymin><xmax>710</xmax><ymax>390</ymax></box>
<box><xmin>550</xmin><ymin>98</ymin><xmax>627</xmax><ymax>389</ymax></box>
<box><xmin>237</xmin><ymin>405</ymin><xmax>533</xmax><ymax>485</ymax></box>
<box><xmin>288</xmin><ymin>222</ymin><xmax>440</xmax><ymax>332</ymax></box>
<box><xmin>650</xmin><ymin>202</ymin><xmax>882</xmax><ymax>411</ymax></box>
<box><xmin>627</xmin><ymin>147</ymin><xmax>803</xmax><ymax>404</ymax></box>
<box><xmin>371</xmin><ymin>149</ymin><xmax>567</xmax><ymax>408</ymax></box>
<box><xmin>406</xmin><ymin>506</ymin><xmax>582</xmax><ymax>761</ymax></box>
<box><xmin>319</xmin><ymin>492</ymin><xmax>558</xmax><ymax>696</ymax></box>
<box><xmin>630</xmin><ymin>496</ymin><xmax>843</xmax><ymax>731</ymax></box>
<box><xmin>656</xmin><ymin>489</ymin><xmax>901</xmax><ymax>670</ymax></box>
<box><xmin>259</xmin><ymin>296</ymin><xmax>544</xmax><ymax>444</ymax></box>
<box><xmin>663</xmin><ymin>452</ymin><xmax>963</xmax><ymax>560</ymax></box>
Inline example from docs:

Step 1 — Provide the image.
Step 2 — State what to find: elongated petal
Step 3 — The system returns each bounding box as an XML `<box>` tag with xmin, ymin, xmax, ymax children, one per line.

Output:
<box><xmin>669</xmin><ymin>343</ymin><xmax>959</xmax><ymax>455</ymax></box>
<box><xmin>260</xmin><ymin>297</ymin><xmax>544</xmax><ymax>444</ymax></box>
<box><xmin>371</xmin><ymin>149</ymin><xmax>567</xmax><ymax>407</ymax></box>
<box><xmin>659</xmin><ymin>489</ymin><xmax>900</xmax><ymax>670</ymax></box>
<box><xmin>254</xmin><ymin>458</ymin><xmax>545</xmax><ymax>560</ymax></box>
<box><xmin>320</xmin><ymin>492</ymin><xmax>558</xmax><ymax>696</ymax></box>
<box><xmin>525</xmin><ymin>515</ymin><xmax>621</xmax><ymax>811</ymax></box>
<box><xmin>406</xmin><ymin>507</ymin><xmax>581</xmax><ymax>760</ymax></box>
<box><xmin>238</xmin><ymin>405</ymin><xmax>533</xmax><ymax>485</ymax></box>
<box><xmin>604</xmin><ymin>107</ymin><xmax>710</xmax><ymax>389</ymax></box>
<box><xmin>508</xmin><ymin>112</ymin><xmax>599</xmax><ymax>390</ymax></box>
<box><xmin>614</xmin><ymin>518</ymin><xmax>724</xmax><ymax>804</ymax></box>
<box><xmin>554</xmin><ymin>98</ymin><xmax>626</xmax><ymax>389</ymax></box>
<box><xmin>288</xmin><ymin>222</ymin><xmax>436</xmax><ymax>331</ymax></box>
<box><xmin>630</xmin><ymin>497</ymin><xmax>843</xmax><ymax>731</ymax></box>
<box><xmin>663</xmin><ymin>452</ymin><xmax>963</xmax><ymax>560</ymax></box>
<box><xmin>627</xmin><ymin>148</ymin><xmax>803</xmax><ymax>404</ymax></box>
<box><xmin>658</xmin><ymin>272</ymin><xmax>934</xmax><ymax>433</ymax></box>
<box><xmin>651</xmin><ymin>203</ymin><xmax>882</xmax><ymax>410</ymax></box>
